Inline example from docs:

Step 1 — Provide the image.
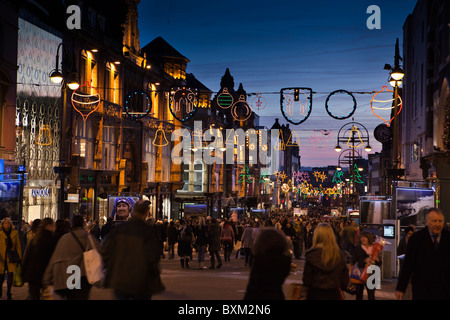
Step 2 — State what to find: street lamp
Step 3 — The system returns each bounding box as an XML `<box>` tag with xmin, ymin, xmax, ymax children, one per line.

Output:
<box><xmin>386</xmin><ymin>38</ymin><xmax>405</xmax><ymax>170</ymax></box>
<box><xmin>50</xmin><ymin>42</ymin><xmax>79</xmax><ymax>219</ymax></box>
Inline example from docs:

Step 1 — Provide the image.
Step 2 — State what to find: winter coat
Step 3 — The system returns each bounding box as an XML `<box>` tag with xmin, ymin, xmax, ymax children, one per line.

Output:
<box><xmin>302</xmin><ymin>247</ymin><xmax>349</xmax><ymax>300</ymax></box>
<box><xmin>22</xmin><ymin>229</ymin><xmax>57</xmax><ymax>284</ymax></box>
<box><xmin>167</xmin><ymin>224</ymin><xmax>178</xmax><ymax>245</ymax></box>
<box><xmin>101</xmin><ymin>216</ymin><xmax>164</xmax><ymax>296</ymax></box>
<box><xmin>221</xmin><ymin>224</ymin><xmax>235</xmax><ymax>242</ymax></box>
<box><xmin>177</xmin><ymin>225</ymin><xmax>193</xmax><ymax>257</ymax></box>
<box><xmin>0</xmin><ymin>228</ymin><xmax>22</xmax><ymax>273</ymax></box>
<box><xmin>244</xmin><ymin>253</ymin><xmax>291</xmax><ymax>300</ymax></box>
<box><xmin>42</xmin><ymin>228</ymin><xmax>98</xmax><ymax>291</ymax></box>
<box><xmin>241</xmin><ymin>226</ymin><xmax>254</xmax><ymax>249</ymax></box>
<box><xmin>208</xmin><ymin>222</ymin><xmax>222</xmax><ymax>252</ymax></box>
<box><xmin>194</xmin><ymin>225</ymin><xmax>209</xmax><ymax>247</ymax></box>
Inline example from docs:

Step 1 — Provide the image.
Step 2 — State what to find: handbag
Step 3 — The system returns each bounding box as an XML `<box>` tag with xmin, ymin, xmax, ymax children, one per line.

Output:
<box><xmin>350</xmin><ymin>263</ymin><xmax>369</xmax><ymax>284</ymax></box>
<box><xmin>12</xmin><ymin>264</ymin><xmax>23</xmax><ymax>287</ymax></box>
<box><xmin>71</xmin><ymin>232</ymin><xmax>105</xmax><ymax>286</ymax></box>
<box><xmin>8</xmin><ymin>250</ymin><xmax>21</xmax><ymax>263</ymax></box>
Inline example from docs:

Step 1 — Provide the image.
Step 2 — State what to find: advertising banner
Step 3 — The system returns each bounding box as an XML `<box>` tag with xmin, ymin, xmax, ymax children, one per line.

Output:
<box><xmin>108</xmin><ymin>196</ymin><xmax>139</xmax><ymax>221</ymax></box>
<box><xmin>395</xmin><ymin>188</ymin><xmax>434</xmax><ymax>226</ymax></box>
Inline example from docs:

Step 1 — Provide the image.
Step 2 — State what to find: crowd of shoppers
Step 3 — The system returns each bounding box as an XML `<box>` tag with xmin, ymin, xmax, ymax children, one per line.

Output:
<box><xmin>1</xmin><ymin>204</ymin><xmax>448</xmax><ymax>300</ymax></box>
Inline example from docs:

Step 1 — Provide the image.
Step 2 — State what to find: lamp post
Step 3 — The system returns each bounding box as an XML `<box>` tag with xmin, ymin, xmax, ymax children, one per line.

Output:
<box><xmin>385</xmin><ymin>38</ymin><xmax>405</xmax><ymax>170</ymax></box>
<box><xmin>50</xmin><ymin>43</ymin><xmax>79</xmax><ymax>219</ymax></box>
<box><xmin>335</xmin><ymin>120</ymin><xmax>371</xmax><ymax>206</ymax></box>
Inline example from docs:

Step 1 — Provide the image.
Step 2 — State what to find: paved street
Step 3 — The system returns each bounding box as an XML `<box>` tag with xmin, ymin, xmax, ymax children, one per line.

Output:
<box><xmin>1</xmin><ymin>245</ymin><xmax>397</xmax><ymax>301</ymax></box>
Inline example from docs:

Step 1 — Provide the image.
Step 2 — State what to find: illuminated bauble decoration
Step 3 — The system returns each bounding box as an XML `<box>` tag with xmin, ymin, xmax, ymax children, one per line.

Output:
<box><xmin>325</xmin><ymin>89</ymin><xmax>357</xmax><ymax>120</ymax></box>
<box><xmin>250</xmin><ymin>91</ymin><xmax>267</xmax><ymax>111</ymax></box>
<box><xmin>124</xmin><ymin>90</ymin><xmax>152</xmax><ymax>120</ymax></box>
<box><xmin>231</xmin><ymin>94</ymin><xmax>252</xmax><ymax>122</ymax></box>
<box><xmin>370</xmin><ymin>86</ymin><xmax>403</xmax><ymax>127</ymax></box>
<box><xmin>169</xmin><ymin>86</ymin><xmax>198</xmax><ymax>122</ymax></box>
<box><xmin>280</xmin><ymin>87</ymin><xmax>313</xmax><ymax>125</ymax></box>
<box><xmin>216</xmin><ymin>88</ymin><xmax>234</xmax><ymax>109</ymax></box>
<box><xmin>71</xmin><ymin>81</ymin><xmax>101</xmax><ymax>121</ymax></box>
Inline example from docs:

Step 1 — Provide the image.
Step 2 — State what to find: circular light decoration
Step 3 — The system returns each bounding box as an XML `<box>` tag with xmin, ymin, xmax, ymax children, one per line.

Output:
<box><xmin>124</xmin><ymin>90</ymin><xmax>152</xmax><ymax>120</ymax></box>
<box><xmin>250</xmin><ymin>91</ymin><xmax>267</xmax><ymax>111</ymax></box>
<box><xmin>370</xmin><ymin>86</ymin><xmax>403</xmax><ymax>127</ymax></box>
<box><xmin>169</xmin><ymin>86</ymin><xmax>198</xmax><ymax>122</ymax></box>
<box><xmin>231</xmin><ymin>94</ymin><xmax>252</xmax><ymax>122</ymax></box>
<box><xmin>280</xmin><ymin>88</ymin><xmax>313</xmax><ymax>125</ymax></box>
<box><xmin>71</xmin><ymin>81</ymin><xmax>101</xmax><ymax>122</ymax></box>
<box><xmin>216</xmin><ymin>88</ymin><xmax>234</xmax><ymax>109</ymax></box>
<box><xmin>281</xmin><ymin>183</ymin><xmax>290</xmax><ymax>193</ymax></box>
<box><xmin>325</xmin><ymin>89</ymin><xmax>357</xmax><ymax>120</ymax></box>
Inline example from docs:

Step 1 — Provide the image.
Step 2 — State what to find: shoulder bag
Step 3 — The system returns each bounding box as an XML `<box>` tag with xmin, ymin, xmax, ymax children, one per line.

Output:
<box><xmin>71</xmin><ymin>232</ymin><xmax>105</xmax><ymax>286</ymax></box>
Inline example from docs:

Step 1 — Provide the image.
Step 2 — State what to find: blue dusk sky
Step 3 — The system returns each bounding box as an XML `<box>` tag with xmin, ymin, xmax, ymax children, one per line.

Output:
<box><xmin>137</xmin><ymin>0</ymin><xmax>418</xmax><ymax>167</ymax></box>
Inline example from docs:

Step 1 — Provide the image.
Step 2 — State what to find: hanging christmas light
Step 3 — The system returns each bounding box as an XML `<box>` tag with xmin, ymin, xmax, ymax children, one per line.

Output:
<box><xmin>71</xmin><ymin>81</ymin><xmax>101</xmax><ymax>121</ymax></box>
<box><xmin>124</xmin><ymin>89</ymin><xmax>152</xmax><ymax>120</ymax></box>
<box><xmin>280</xmin><ymin>87</ymin><xmax>313</xmax><ymax>125</ymax></box>
<box><xmin>169</xmin><ymin>86</ymin><xmax>198</xmax><ymax>122</ymax></box>
<box><xmin>370</xmin><ymin>86</ymin><xmax>403</xmax><ymax>127</ymax></box>
<box><xmin>325</xmin><ymin>89</ymin><xmax>357</xmax><ymax>120</ymax></box>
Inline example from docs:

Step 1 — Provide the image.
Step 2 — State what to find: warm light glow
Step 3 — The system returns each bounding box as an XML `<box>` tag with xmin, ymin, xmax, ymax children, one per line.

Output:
<box><xmin>50</xmin><ymin>70</ymin><xmax>63</xmax><ymax>84</ymax></box>
<box><xmin>67</xmin><ymin>81</ymin><xmax>80</xmax><ymax>90</ymax></box>
<box><xmin>365</xmin><ymin>145</ymin><xmax>372</xmax><ymax>152</ymax></box>
<box><xmin>335</xmin><ymin>145</ymin><xmax>342</xmax><ymax>152</ymax></box>
<box><xmin>390</xmin><ymin>67</ymin><xmax>405</xmax><ymax>81</ymax></box>
<box><xmin>337</xmin><ymin>166</ymin><xmax>342</xmax><ymax>171</ymax></box>
<box><xmin>389</xmin><ymin>77</ymin><xmax>402</xmax><ymax>87</ymax></box>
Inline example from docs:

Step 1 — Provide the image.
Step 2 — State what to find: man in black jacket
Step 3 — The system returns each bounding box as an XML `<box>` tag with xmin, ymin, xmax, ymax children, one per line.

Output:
<box><xmin>102</xmin><ymin>200</ymin><xmax>164</xmax><ymax>300</ymax></box>
<box><xmin>395</xmin><ymin>208</ymin><xmax>450</xmax><ymax>300</ymax></box>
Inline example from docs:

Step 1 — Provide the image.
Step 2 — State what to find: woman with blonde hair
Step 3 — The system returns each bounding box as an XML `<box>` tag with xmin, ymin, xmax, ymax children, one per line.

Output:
<box><xmin>0</xmin><ymin>218</ymin><xmax>22</xmax><ymax>300</ymax></box>
<box><xmin>301</xmin><ymin>223</ymin><xmax>349</xmax><ymax>300</ymax></box>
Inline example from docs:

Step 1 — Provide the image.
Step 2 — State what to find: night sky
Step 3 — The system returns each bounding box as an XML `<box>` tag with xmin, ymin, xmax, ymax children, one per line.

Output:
<box><xmin>137</xmin><ymin>0</ymin><xmax>417</xmax><ymax>167</ymax></box>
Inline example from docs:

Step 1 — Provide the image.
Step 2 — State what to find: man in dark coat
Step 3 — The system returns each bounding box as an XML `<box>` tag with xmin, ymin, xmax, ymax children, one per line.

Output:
<box><xmin>102</xmin><ymin>200</ymin><xmax>164</xmax><ymax>300</ymax></box>
<box><xmin>396</xmin><ymin>208</ymin><xmax>450</xmax><ymax>300</ymax></box>
<box><xmin>207</xmin><ymin>218</ymin><xmax>222</xmax><ymax>269</ymax></box>
<box><xmin>21</xmin><ymin>218</ymin><xmax>57</xmax><ymax>300</ymax></box>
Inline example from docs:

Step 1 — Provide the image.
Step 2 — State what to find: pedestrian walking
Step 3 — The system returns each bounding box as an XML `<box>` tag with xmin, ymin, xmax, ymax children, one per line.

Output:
<box><xmin>101</xmin><ymin>200</ymin><xmax>164</xmax><ymax>300</ymax></box>
<box><xmin>244</xmin><ymin>228</ymin><xmax>291</xmax><ymax>300</ymax></box>
<box><xmin>351</xmin><ymin>231</ymin><xmax>381</xmax><ymax>300</ymax></box>
<box><xmin>167</xmin><ymin>220</ymin><xmax>178</xmax><ymax>259</ymax></box>
<box><xmin>42</xmin><ymin>215</ymin><xmax>97</xmax><ymax>300</ymax></box>
<box><xmin>54</xmin><ymin>219</ymin><xmax>69</xmax><ymax>243</ymax></box>
<box><xmin>25</xmin><ymin>218</ymin><xmax>40</xmax><ymax>250</ymax></box>
<box><xmin>396</xmin><ymin>208</ymin><xmax>450</xmax><ymax>300</ymax></box>
<box><xmin>194</xmin><ymin>217</ymin><xmax>209</xmax><ymax>269</ymax></box>
<box><xmin>301</xmin><ymin>223</ymin><xmax>349</xmax><ymax>300</ymax></box>
<box><xmin>177</xmin><ymin>219</ymin><xmax>193</xmax><ymax>269</ymax></box>
<box><xmin>21</xmin><ymin>217</ymin><xmax>56</xmax><ymax>300</ymax></box>
<box><xmin>221</xmin><ymin>220</ymin><xmax>235</xmax><ymax>262</ymax></box>
<box><xmin>100</xmin><ymin>217</ymin><xmax>114</xmax><ymax>244</ymax></box>
<box><xmin>90</xmin><ymin>220</ymin><xmax>101</xmax><ymax>241</ymax></box>
<box><xmin>241</xmin><ymin>222</ymin><xmax>254</xmax><ymax>267</ymax></box>
<box><xmin>0</xmin><ymin>218</ymin><xmax>22</xmax><ymax>300</ymax></box>
<box><xmin>208</xmin><ymin>218</ymin><xmax>222</xmax><ymax>269</ymax></box>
